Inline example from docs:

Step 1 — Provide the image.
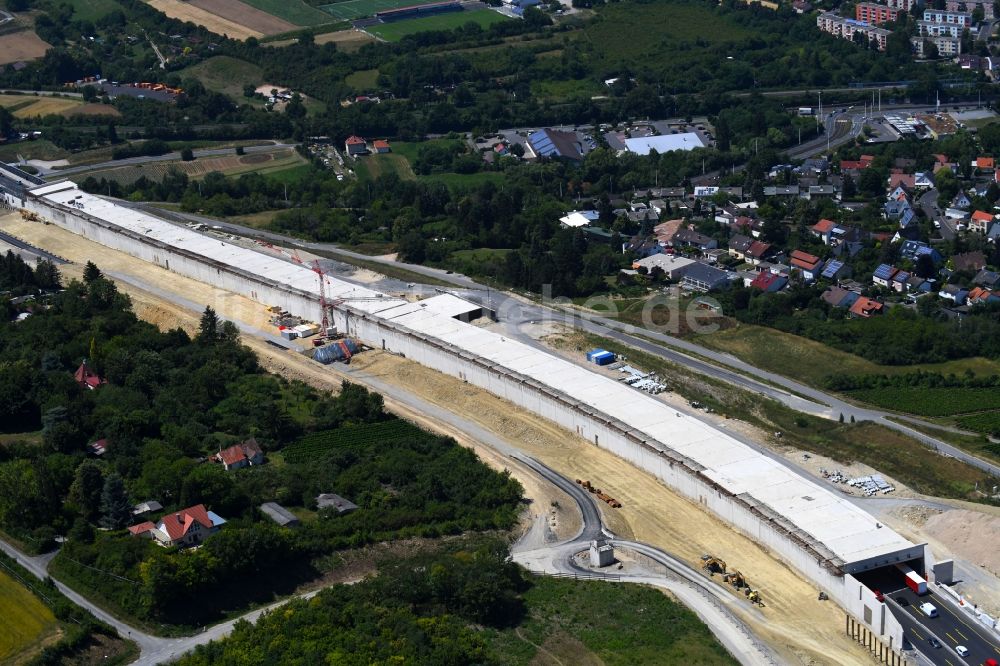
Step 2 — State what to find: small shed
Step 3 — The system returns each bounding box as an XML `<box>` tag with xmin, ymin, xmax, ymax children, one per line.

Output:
<box><xmin>133</xmin><ymin>500</ymin><xmax>163</xmax><ymax>516</ymax></box>
<box><xmin>316</xmin><ymin>493</ymin><xmax>358</xmax><ymax>515</ymax></box>
<box><xmin>260</xmin><ymin>502</ymin><xmax>300</xmax><ymax>527</ymax></box>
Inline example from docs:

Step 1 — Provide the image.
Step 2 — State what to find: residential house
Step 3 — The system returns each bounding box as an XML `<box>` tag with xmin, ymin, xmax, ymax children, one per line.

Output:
<box><xmin>660</xmin><ymin>187</ymin><xmax>686</xmax><ymax>199</ymax></box>
<box><xmin>890</xmin><ymin>270</ymin><xmax>912</xmax><ymax>292</ymax></box>
<box><xmin>872</xmin><ymin>263</ymin><xmax>899</xmax><ymax>287</ymax></box>
<box><xmin>811</xmin><ymin>218</ymin><xmax>838</xmax><ymax>244</ymax></box>
<box><xmin>970</xmin><ymin>210</ymin><xmax>995</xmax><ymax>233</ymax></box>
<box><xmin>973</xmin><ymin>268</ymin><xmax>1000</xmax><ymax>288</ymax></box>
<box><xmin>952</xmin><ymin>250</ymin><xmax>986</xmax><ymax>273</ymax></box>
<box><xmin>951</xmin><ymin>191</ymin><xmax>972</xmax><ymax>210</ymax></box>
<box><xmin>849</xmin><ymin>296</ymin><xmax>884</xmax><ymax>318</ymax></box>
<box><xmin>816</xmin><ymin>12</ymin><xmax>890</xmax><ymax>49</ymax></box>
<box><xmin>702</xmin><ymin>248</ymin><xmax>727</xmax><ymax>264</ymax></box>
<box><xmin>820</xmin><ymin>259</ymin><xmax>851</xmax><ymax>281</ymax></box>
<box><xmin>975</xmin><ymin>157</ymin><xmax>996</xmax><ymax>171</ymax></box>
<box><xmin>316</xmin><ymin>493</ymin><xmax>359</xmax><ymax>515</ymax></box>
<box><xmin>653</xmin><ymin>219</ymin><xmax>684</xmax><ymax>246</ymax></box>
<box><xmin>260</xmin><ymin>502</ymin><xmax>300</xmax><ymax>528</ymax></box>
<box><xmin>888</xmin><ymin>173</ymin><xmax>916</xmax><ymax>191</ymax></box>
<box><xmin>884</xmin><ymin>199</ymin><xmax>911</xmax><ymax>220</ymax></box>
<box><xmin>527</xmin><ymin>129</ymin><xmax>585</xmax><ymax>161</ymax></box>
<box><xmin>806</xmin><ymin>185</ymin><xmax>838</xmax><ymax>200</ymax></box>
<box><xmin>790</xmin><ymin>250</ymin><xmax>824</xmax><ymax>282</ymax></box>
<box><xmin>627</xmin><ymin>209</ymin><xmax>660</xmax><ymax>226</ymax></box>
<box><xmin>673</xmin><ymin>228</ymin><xmax>718</xmax><ymax>251</ymax></box>
<box><xmin>728</xmin><ymin>234</ymin><xmax>754</xmax><ymax>259</ymax></box>
<box><xmin>763</xmin><ymin>185</ymin><xmax>800</xmax><ymax>197</ymax></box>
<box><xmin>213</xmin><ymin>438</ymin><xmax>264</xmax><ymax>471</ymax></box>
<box><xmin>938</xmin><ymin>284</ymin><xmax>969</xmax><ymax>305</ymax></box>
<box><xmin>74</xmin><ymin>360</ymin><xmax>105</xmax><ymax>390</ymax></box>
<box><xmin>88</xmin><ymin>439</ymin><xmax>107</xmax><ymax>456</ymax></box>
<box><xmin>840</xmin><ymin>155</ymin><xmax>874</xmax><ymax>173</ymax></box>
<box><xmin>372</xmin><ymin>140</ymin><xmax>391</xmax><ymax>154</ymax></box>
<box><xmin>560</xmin><ymin>210</ymin><xmax>599</xmax><ymax>228</ymax></box>
<box><xmin>129</xmin><ymin>504</ymin><xmax>226</xmax><ymax>548</ymax></box>
<box><xmin>822</xmin><ymin>285</ymin><xmax>860</xmax><ymax>308</ymax></box>
<box><xmin>893</xmin><ymin>209</ymin><xmax>920</xmax><ymax>242</ymax></box>
<box><xmin>745</xmin><ymin>241</ymin><xmax>774</xmax><ymax>264</ymax></box>
<box><xmin>907</xmin><ymin>274</ymin><xmax>931</xmax><ymax>293</ymax></box>
<box><xmin>899</xmin><ymin>240</ymin><xmax>942</xmax><ymax>264</ymax></box>
<box><xmin>344</xmin><ymin>135</ymin><xmax>367</xmax><ymax>156</ymax></box>
<box><xmin>750</xmin><ymin>272</ymin><xmax>787</xmax><ymax>292</ymax></box>
<box><xmin>914</xmin><ymin>172</ymin><xmax>935</xmax><ymax>189</ymax></box>
<box><xmin>989</xmin><ymin>225</ymin><xmax>1000</xmax><ymax>244</ymax></box>
<box><xmin>623</xmin><ymin>235</ymin><xmax>663</xmax><ymax>258</ymax></box>
<box><xmin>798</xmin><ymin>157</ymin><xmax>829</xmax><ymax>174</ymax></box>
<box><xmin>649</xmin><ymin>199</ymin><xmax>668</xmax><ymax>215</ymax></box>
<box><xmin>968</xmin><ymin>286</ymin><xmax>1000</xmax><ymax>305</ymax></box>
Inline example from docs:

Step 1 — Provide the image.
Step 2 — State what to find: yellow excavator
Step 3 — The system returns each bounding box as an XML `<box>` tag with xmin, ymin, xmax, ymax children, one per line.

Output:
<box><xmin>702</xmin><ymin>556</ymin><xmax>727</xmax><ymax>575</ymax></box>
<box><xmin>725</xmin><ymin>570</ymin><xmax>747</xmax><ymax>589</ymax></box>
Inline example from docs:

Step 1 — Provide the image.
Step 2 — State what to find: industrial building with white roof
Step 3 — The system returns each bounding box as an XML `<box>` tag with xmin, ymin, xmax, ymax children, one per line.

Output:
<box><xmin>4</xmin><ymin>175</ymin><xmax>929</xmax><ymax>652</ymax></box>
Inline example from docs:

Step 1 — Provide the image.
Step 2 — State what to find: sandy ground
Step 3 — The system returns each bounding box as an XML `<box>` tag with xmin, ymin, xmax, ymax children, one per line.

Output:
<box><xmin>0</xmin><ymin>211</ymin><xmax>978</xmax><ymax>665</ymax></box>
<box><xmin>0</xmin><ymin>30</ymin><xmax>50</xmax><ymax>65</ymax></box>
<box><xmin>148</xmin><ymin>0</ymin><xmax>264</xmax><ymax>40</ymax></box>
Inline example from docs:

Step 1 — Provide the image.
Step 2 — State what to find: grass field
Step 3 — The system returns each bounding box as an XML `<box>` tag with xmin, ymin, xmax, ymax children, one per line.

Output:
<box><xmin>354</xmin><ymin>152</ymin><xmax>416</xmax><ymax>181</ymax></box>
<box><xmin>486</xmin><ymin>577</ymin><xmax>737</xmax><ymax>665</ymax></box>
<box><xmin>0</xmin><ymin>139</ymin><xmax>68</xmax><ymax>163</ymax></box>
<box><xmin>345</xmin><ymin>68</ymin><xmax>379</xmax><ymax>89</ymax></box>
<box><xmin>319</xmin><ymin>0</ymin><xmax>447</xmax><ymax>20</ymax></box>
<box><xmin>238</xmin><ymin>0</ymin><xmax>335</xmax><ymax>25</ymax></box>
<box><xmin>74</xmin><ymin>150</ymin><xmax>307</xmax><ymax>186</ymax></box>
<box><xmin>0</xmin><ymin>94</ymin><xmax>82</xmax><ymax>118</ymax></box>
<box><xmin>180</xmin><ymin>56</ymin><xmax>263</xmax><ymax>101</ymax></box>
<box><xmin>368</xmin><ymin>10</ymin><xmax>510</xmax><ymax>40</ymax></box>
<box><xmin>0</xmin><ymin>567</ymin><xmax>60</xmax><ymax>663</ymax></box>
<box><xmin>697</xmin><ymin>326</ymin><xmax>1000</xmax><ymax>388</ymax></box>
<box><xmin>59</xmin><ymin>0</ymin><xmax>122</xmax><ymax>20</ymax></box>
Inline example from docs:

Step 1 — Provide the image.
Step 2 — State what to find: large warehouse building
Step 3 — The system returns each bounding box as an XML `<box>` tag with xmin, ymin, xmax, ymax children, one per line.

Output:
<box><xmin>5</xmin><ymin>176</ymin><xmax>931</xmax><ymax>656</ymax></box>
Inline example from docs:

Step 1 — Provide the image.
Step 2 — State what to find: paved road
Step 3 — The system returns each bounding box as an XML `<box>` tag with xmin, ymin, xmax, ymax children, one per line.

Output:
<box><xmin>39</xmin><ymin>142</ymin><xmax>298</xmax><ymax>178</ymax></box>
<box><xmin>510</xmin><ymin>455</ymin><xmax>780</xmax><ymax>665</ymax></box>
<box><xmin>888</xmin><ymin>587</ymin><xmax>1000</xmax><ymax>666</ymax></box>
<box><xmin>130</xmin><ymin>205</ymin><xmax>1000</xmax><ymax>480</ymax></box>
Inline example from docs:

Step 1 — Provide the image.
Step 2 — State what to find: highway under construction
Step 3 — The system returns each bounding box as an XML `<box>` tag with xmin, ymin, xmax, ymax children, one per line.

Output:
<box><xmin>3</xmin><ymin>167</ymin><xmax>999</xmax><ymax>664</ymax></box>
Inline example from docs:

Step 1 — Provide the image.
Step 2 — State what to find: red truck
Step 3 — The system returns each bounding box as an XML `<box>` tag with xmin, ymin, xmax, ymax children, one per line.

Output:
<box><xmin>896</xmin><ymin>564</ymin><xmax>928</xmax><ymax>595</ymax></box>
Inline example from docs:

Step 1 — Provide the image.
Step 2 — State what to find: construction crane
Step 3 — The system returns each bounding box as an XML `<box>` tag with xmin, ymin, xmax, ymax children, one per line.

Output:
<box><xmin>312</xmin><ymin>260</ymin><xmax>331</xmax><ymax>335</ymax></box>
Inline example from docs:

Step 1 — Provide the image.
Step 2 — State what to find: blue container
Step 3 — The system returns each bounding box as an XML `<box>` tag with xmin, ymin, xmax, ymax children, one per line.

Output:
<box><xmin>586</xmin><ymin>349</ymin><xmax>608</xmax><ymax>362</ymax></box>
<box><xmin>593</xmin><ymin>351</ymin><xmax>615</xmax><ymax>366</ymax></box>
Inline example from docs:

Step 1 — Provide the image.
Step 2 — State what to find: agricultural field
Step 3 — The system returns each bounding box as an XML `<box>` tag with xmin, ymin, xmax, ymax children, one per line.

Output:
<box><xmin>367</xmin><ymin>10</ymin><xmax>510</xmax><ymax>41</ymax></box>
<box><xmin>345</xmin><ymin>68</ymin><xmax>379</xmax><ymax>90</ymax></box>
<box><xmin>0</xmin><ymin>139</ymin><xmax>67</xmax><ymax>163</ymax></box>
<box><xmin>319</xmin><ymin>0</ymin><xmax>456</xmax><ymax>20</ymax></box>
<box><xmin>73</xmin><ymin>149</ymin><xmax>307</xmax><ymax>185</ymax></box>
<box><xmin>283</xmin><ymin>420</ymin><xmax>427</xmax><ymax>463</ymax></box>
<box><xmin>956</xmin><ymin>411</ymin><xmax>1000</xmax><ymax>437</ymax></box>
<box><xmin>848</xmin><ymin>388</ymin><xmax>1000</xmax><ymax>417</ymax></box>
<box><xmin>188</xmin><ymin>0</ymin><xmax>297</xmax><ymax>34</ymax></box>
<box><xmin>0</xmin><ymin>567</ymin><xmax>60</xmax><ymax>663</ymax></box>
<box><xmin>354</xmin><ymin>152</ymin><xmax>415</xmax><ymax>181</ymax></box>
<box><xmin>0</xmin><ymin>31</ymin><xmax>51</xmax><ymax>65</ymax></box>
<box><xmin>0</xmin><ymin>94</ymin><xmax>82</xmax><ymax>118</ymax></box>
<box><xmin>58</xmin><ymin>0</ymin><xmax>123</xmax><ymax>21</ymax></box>
<box><xmin>238</xmin><ymin>0</ymin><xmax>334</xmax><ymax>26</ymax></box>
<box><xmin>147</xmin><ymin>0</ymin><xmax>265</xmax><ymax>40</ymax></box>
<box><xmin>180</xmin><ymin>56</ymin><xmax>264</xmax><ymax>101</ymax></box>
<box><xmin>64</xmin><ymin>103</ymin><xmax>121</xmax><ymax>117</ymax></box>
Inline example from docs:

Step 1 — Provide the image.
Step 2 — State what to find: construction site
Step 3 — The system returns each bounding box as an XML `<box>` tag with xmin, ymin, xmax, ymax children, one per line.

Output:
<box><xmin>2</xmin><ymin>166</ymin><xmax>997</xmax><ymax>665</ymax></box>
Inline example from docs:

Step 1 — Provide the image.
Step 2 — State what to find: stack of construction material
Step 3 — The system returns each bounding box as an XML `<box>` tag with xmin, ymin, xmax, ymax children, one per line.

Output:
<box><xmin>314</xmin><ymin>339</ymin><xmax>359</xmax><ymax>364</ymax></box>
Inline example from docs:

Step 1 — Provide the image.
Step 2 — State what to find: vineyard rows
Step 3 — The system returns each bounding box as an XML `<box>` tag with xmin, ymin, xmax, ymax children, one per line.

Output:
<box><xmin>850</xmin><ymin>387</ymin><xmax>1000</xmax><ymax>417</ymax></box>
<box><xmin>284</xmin><ymin>420</ymin><xmax>425</xmax><ymax>463</ymax></box>
<box><xmin>956</xmin><ymin>410</ymin><xmax>1000</xmax><ymax>437</ymax></box>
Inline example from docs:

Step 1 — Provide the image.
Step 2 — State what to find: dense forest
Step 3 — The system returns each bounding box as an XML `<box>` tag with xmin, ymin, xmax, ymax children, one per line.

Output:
<box><xmin>0</xmin><ymin>258</ymin><xmax>521</xmax><ymax>627</ymax></box>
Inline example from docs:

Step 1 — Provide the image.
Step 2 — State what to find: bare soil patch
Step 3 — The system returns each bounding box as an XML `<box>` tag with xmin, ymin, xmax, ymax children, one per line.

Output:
<box><xmin>189</xmin><ymin>0</ymin><xmax>296</xmax><ymax>34</ymax></box>
<box><xmin>0</xmin><ymin>31</ymin><xmax>49</xmax><ymax>65</ymax></box>
<box><xmin>148</xmin><ymin>0</ymin><xmax>264</xmax><ymax>39</ymax></box>
<box><xmin>63</xmin><ymin>103</ymin><xmax>121</xmax><ymax>117</ymax></box>
<box><xmin>240</xmin><ymin>152</ymin><xmax>271</xmax><ymax>164</ymax></box>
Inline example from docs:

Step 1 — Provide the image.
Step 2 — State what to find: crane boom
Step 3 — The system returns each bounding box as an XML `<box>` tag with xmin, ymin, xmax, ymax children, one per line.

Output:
<box><xmin>311</xmin><ymin>260</ymin><xmax>330</xmax><ymax>334</ymax></box>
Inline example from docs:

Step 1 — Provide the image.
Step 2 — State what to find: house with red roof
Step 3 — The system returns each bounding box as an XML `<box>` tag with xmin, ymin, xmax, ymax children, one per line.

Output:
<box><xmin>789</xmin><ymin>250</ymin><xmax>824</xmax><ymax>282</ymax></box>
<box><xmin>750</xmin><ymin>271</ymin><xmax>787</xmax><ymax>293</ymax></box>
<box><xmin>212</xmin><ymin>438</ymin><xmax>264</xmax><ymax>471</ymax></box>
<box><xmin>372</xmin><ymin>139</ymin><xmax>391</xmax><ymax>154</ymax></box>
<box><xmin>744</xmin><ymin>241</ymin><xmax>774</xmax><ymax>264</ymax></box>
<box><xmin>74</xmin><ymin>360</ymin><xmax>105</xmax><ymax>390</ymax></box>
<box><xmin>344</xmin><ymin>135</ymin><xmax>367</xmax><ymax>156</ymax></box>
<box><xmin>811</xmin><ymin>218</ymin><xmax>837</xmax><ymax>244</ymax></box>
<box><xmin>849</xmin><ymin>296</ymin><xmax>883</xmax><ymax>318</ymax></box>
<box><xmin>970</xmin><ymin>210</ymin><xmax>995</xmax><ymax>234</ymax></box>
<box><xmin>840</xmin><ymin>157</ymin><xmax>873</xmax><ymax>172</ymax></box>
<box><xmin>129</xmin><ymin>504</ymin><xmax>226</xmax><ymax>548</ymax></box>
<box><xmin>975</xmin><ymin>156</ymin><xmax>995</xmax><ymax>170</ymax></box>
<box><xmin>968</xmin><ymin>286</ymin><xmax>1000</xmax><ymax>305</ymax></box>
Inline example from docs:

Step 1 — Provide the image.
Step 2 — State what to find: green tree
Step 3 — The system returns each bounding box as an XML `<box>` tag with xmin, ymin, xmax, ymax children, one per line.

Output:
<box><xmin>197</xmin><ymin>306</ymin><xmax>220</xmax><ymax>344</ymax></box>
<box><xmin>180</xmin><ymin>148</ymin><xmax>195</xmax><ymax>162</ymax></box>
<box><xmin>68</xmin><ymin>461</ymin><xmax>104</xmax><ymax>522</ymax></box>
<box><xmin>99</xmin><ymin>473</ymin><xmax>132</xmax><ymax>530</ymax></box>
<box><xmin>83</xmin><ymin>261</ymin><xmax>103</xmax><ymax>283</ymax></box>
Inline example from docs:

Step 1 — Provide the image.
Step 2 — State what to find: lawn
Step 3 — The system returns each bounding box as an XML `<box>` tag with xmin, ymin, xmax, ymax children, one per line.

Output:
<box><xmin>230</xmin><ymin>210</ymin><xmax>286</xmax><ymax>228</ymax></box>
<box><xmin>354</xmin><ymin>152</ymin><xmax>415</xmax><ymax>181</ymax></box>
<box><xmin>368</xmin><ymin>10</ymin><xmax>511</xmax><ymax>41</ymax></box>
<box><xmin>0</xmin><ymin>139</ymin><xmax>68</xmax><ymax>163</ymax></box>
<box><xmin>180</xmin><ymin>56</ymin><xmax>263</xmax><ymax>101</ymax></box>
<box><xmin>238</xmin><ymin>0</ymin><xmax>334</xmax><ymax>25</ymax></box>
<box><xmin>0</xmin><ymin>567</ymin><xmax>60</xmax><ymax>663</ymax></box>
<box><xmin>696</xmin><ymin>325</ymin><xmax>1000</xmax><ymax>388</ymax></box>
<box><xmin>485</xmin><ymin>577</ymin><xmax>737</xmax><ymax>665</ymax></box>
<box><xmin>345</xmin><ymin>68</ymin><xmax>380</xmax><ymax>90</ymax></box>
<box><xmin>58</xmin><ymin>0</ymin><xmax>122</xmax><ymax>21</ymax></box>
<box><xmin>319</xmin><ymin>0</ymin><xmax>448</xmax><ymax>20</ymax></box>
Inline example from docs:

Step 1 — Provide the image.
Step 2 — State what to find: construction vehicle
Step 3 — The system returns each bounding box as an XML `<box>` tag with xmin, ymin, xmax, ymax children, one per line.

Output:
<box><xmin>701</xmin><ymin>555</ymin><xmax>727</xmax><ymax>574</ymax></box>
<box><xmin>747</xmin><ymin>589</ymin><xmax>763</xmax><ymax>606</ymax></box>
<box><xmin>725</xmin><ymin>570</ymin><xmax>746</xmax><ymax>589</ymax></box>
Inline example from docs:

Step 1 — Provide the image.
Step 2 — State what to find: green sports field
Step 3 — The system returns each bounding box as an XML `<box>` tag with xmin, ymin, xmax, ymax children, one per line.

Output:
<box><xmin>319</xmin><ymin>0</ymin><xmax>447</xmax><ymax>20</ymax></box>
<box><xmin>368</xmin><ymin>9</ymin><xmax>510</xmax><ymax>40</ymax></box>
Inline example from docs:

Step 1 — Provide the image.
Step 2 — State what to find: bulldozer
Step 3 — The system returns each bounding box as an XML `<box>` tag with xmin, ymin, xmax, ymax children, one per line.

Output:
<box><xmin>701</xmin><ymin>556</ymin><xmax>727</xmax><ymax>575</ymax></box>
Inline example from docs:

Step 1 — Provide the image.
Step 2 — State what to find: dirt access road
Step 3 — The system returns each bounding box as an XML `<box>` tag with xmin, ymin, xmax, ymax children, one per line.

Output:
<box><xmin>2</xmin><ymin>212</ymin><xmax>882</xmax><ymax>665</ymax></box>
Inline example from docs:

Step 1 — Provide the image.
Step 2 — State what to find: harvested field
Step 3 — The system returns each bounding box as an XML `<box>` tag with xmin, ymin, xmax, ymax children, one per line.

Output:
<box><xmin>147</xmin><ymin>0</ymin><xmax>264</xmax><ymax>39</ymax></box>
<box><xmin>11</xmin><ymin>97</ymin><xmax>81</xmax><ymax>118</ymax></box>
<box><xmin>0</xmin><ymin>568</ymin><xmax>60</xmax><ymax>663</ymax></box>
<box><xmin>265</xmin><ymin>28</ymin><xmax>376</xmax><ymax>50</ymax></box>
<box><xmin>189</xmin><ymin>0</ymin><xmax>297</xmax><ymax>34</ymax></box>
<box><xmin>0</xmin><ymin>212</ymin><xmax>895</xmax><ymax>666</ymax></box>
<box><xmin>62</xmin><ymin>103</ymin><xmax>121</xmax><ymax>117</ymax></box>
<box><xmin>0</xmin><ymin>31</ymin><xmax>50</xmax><ymax>66</ymax></box>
